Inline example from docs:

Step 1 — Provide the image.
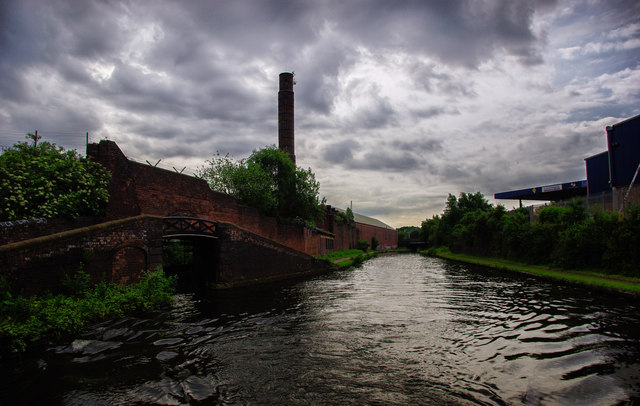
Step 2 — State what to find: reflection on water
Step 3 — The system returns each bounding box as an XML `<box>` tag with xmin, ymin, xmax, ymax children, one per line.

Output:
<box><xmin>2</xmin><ymin>254</ymin><xmax>639</xmax><ymax>405</ymax></box>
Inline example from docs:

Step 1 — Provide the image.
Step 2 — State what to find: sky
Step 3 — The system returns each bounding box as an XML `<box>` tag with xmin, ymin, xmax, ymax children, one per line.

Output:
<box><xmin>1</xmin><ymin>0</ymin><xmax>639</xmax><ymax>228</ymax></box>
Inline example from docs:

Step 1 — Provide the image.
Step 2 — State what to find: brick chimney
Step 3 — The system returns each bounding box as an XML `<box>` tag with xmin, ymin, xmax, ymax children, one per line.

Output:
<box><xmin>278</xmin><ymin>72</ymin><xmax>295</xmax><ymax>164</ymax></box>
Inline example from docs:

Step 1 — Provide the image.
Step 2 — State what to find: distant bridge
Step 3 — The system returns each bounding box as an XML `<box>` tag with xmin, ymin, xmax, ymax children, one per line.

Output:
<box><xmin>406</xmin><ymin>239</ymin><xmax>427</xmax><ymax>251</ymax></box>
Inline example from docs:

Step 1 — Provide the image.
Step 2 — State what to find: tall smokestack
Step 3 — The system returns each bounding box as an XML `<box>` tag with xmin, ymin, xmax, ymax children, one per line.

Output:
<box><xmin>278</xmin><ymin>72</ymin><xmax>295</xmax><ymax>164</ymax></box>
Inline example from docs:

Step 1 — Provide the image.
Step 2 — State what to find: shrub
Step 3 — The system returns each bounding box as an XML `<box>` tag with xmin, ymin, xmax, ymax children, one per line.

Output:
<box><xmin>0</xmin><ymin>134</ymin><xmax>110</xmax><ymax>221</ymax></box>
<box><xmin>356</xmin><ymin>240</ymin><xmax>370</xmax><ymax>251</ymax></box>
<box><xmin>198</xmin><ymin>146</ymin><xmax>325</xmax><ymax>224</ymax></box>
<box><xmin>0</xmin><ymin>269</ymin><xmax>176</xmax><ymax>356</ymax></box>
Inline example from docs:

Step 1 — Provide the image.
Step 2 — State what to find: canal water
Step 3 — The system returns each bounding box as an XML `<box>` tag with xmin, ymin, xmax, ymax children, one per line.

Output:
<box><xmin>2</xmin><ymin>254</ymin><xmax>640</xmax><ymax>405</ymax></box>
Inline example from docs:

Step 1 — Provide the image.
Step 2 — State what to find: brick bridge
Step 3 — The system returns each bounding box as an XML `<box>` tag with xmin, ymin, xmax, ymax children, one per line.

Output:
<box><xmin>0</xmin><ymin>140</ymin><xmax>350</xmax><ymax>295</ymax></box>
<box><xmin>1</xmin><ymin>140</ymin><xmax>398</xmax><ymax>295</ymax></box>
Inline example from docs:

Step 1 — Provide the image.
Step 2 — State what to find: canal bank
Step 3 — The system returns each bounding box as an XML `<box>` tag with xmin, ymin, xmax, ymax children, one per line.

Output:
<box><xmin>422</xmin><ymin>247</ymin><xmax>640</xmax><ymax>297</ymax></box>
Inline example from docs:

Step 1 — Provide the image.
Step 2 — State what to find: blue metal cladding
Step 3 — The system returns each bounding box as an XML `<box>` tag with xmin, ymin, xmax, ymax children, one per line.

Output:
<box><xmin>607</xmin><ymin>114</ymin><xmax>640</xmax><ymax>187</ymax></box>
<box><xmin>585</xmin><ymin>151</ymin><xmax>611</xmax><ymax>194</ymax></box>
<box><xmin>494</xmin><ymin>180</ymin><xmax>586</xmax><ymax>201</ymax></box>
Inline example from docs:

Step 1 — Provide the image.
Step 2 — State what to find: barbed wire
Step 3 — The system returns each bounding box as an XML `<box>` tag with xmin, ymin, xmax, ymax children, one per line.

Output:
<box><xmin>126</xmin><ymin>155</ymin><xmax>202</xmax><ymax>178</ymax></box>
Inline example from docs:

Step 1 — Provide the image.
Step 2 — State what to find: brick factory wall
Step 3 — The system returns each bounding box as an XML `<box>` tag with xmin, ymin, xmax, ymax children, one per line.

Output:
<box><xmin>0</xmin><ymin>216</ymin><xmax>163</xmax><ymax>296</ymax></box>
<box><xmin>356</xmin><ymin>223</ymin><xmax>398</xmax><ymax>250</ymax></box>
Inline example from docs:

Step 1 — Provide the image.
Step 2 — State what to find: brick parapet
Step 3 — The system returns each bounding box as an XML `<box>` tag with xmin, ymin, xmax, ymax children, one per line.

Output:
<box><xmin>0</xmin><ymin>216</ymin><xmax>100</xmax><ymax>246</ymax></box>
<box><xmin>0</xmin><ymin>215</ymin><xmax>163</xmax><ymax>296</ymax></box>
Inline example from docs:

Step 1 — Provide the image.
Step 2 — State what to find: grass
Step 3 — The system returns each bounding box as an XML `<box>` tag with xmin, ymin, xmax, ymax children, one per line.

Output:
<box><xmin>317</xmin><ymin>249</ymin><xmax>366</xmax><ymax>262</ymax></box>
<box><xmin>317</xmin><ymin>249</ymin><xmax>379</xmax><ymax>269</ymax></box>
<box><xmin>422</xmin><ymin>247</ymin><xmax>640</xmax><ymax>296</ymax></box>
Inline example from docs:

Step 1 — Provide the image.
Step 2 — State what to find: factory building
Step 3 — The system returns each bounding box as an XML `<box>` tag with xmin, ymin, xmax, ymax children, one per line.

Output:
<box><xmin>586</xmin><ymin>114</ymin><xmax>640</xmax><ymax>211</ymax></box>
<box><xmin>495</xmin><ymin>114</ymin><xmax>640</xmax><ymax>213</ymax></box>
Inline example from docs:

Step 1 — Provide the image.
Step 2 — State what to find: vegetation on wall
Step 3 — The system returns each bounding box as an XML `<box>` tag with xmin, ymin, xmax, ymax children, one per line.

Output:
<box><xmin>421</xmin><ymin>192</ymin><xmax>640</xmax><ymax>276</ymax></box>
<box><xmin>198</xmin><ymin>146</ymin><xmax>325</xmax><ymax>224</ymax></box>
<box><xmin>0</xmin><ymin>133</ymin><xmax>111</xmax><ymax>221</ymax></box>
<box><xmin>335</xmin><ymin>207</ymin><xmax>355</xmax><ymax>227</ymax></box>
<box><xmin>0</xmin><ymin>269</ymin><xmax>175</xmax><ymax>356</ymax></box>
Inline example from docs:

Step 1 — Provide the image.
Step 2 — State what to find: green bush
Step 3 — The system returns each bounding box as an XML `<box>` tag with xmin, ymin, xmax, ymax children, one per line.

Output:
<box><xmin>500</xmin><ymin>209</ymin><xmax>530</xmax><ymax>260</ymax></box>
<box><xmin>356</xmin><ymin>240</ymin><xmax>370</xmax><ymax>251</ymax></box>
<box><xmin>603</xmin><ymin>205</ymin><xmax>640</xmax><ymax>275</ymax></box>
<box><xmin>0</xmin><ymin>269</ymin><xmax>176</xmax><ymax>356</ymax></box>
<box><xmin>371</xmin><ymin>237</ymin><xmax>379</xmax><ymax>250</ymax></box>
<box><xmin>0</xmin><ymin>134</ymin><xmax>110</xmax><ymax>221</ymax></box>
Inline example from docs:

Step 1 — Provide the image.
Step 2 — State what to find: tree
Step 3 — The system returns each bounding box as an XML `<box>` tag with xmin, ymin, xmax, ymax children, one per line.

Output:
<box><xmin>198</xmin><ymin>146</ymin><xmax>325</xmax><ymax>224</ymax></box>
<box><xmin>0</xmin><ymin>134</ymin><xmax>111</xmax><ymax>221</ymax></box>
<box><xmin>198</xmin><ymin>152</ymin><xmax>237</xmax><ymax>195</ymax></box>
<box><xmin>336</xmin><ymin>207</ymin><xmax>355</xmax><ymax>227</ymax></box>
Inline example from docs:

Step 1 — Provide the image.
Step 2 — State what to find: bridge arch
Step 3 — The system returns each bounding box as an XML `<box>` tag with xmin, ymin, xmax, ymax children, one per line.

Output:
<box><xmin>162</xmin><ymin>217</ymin><xmax>220</xmax><ymax>291</ymax></box>
<box><xmin>111</xmin><ymin>240</ymin><xmax>149</xmax><ymax>284</ymax></box>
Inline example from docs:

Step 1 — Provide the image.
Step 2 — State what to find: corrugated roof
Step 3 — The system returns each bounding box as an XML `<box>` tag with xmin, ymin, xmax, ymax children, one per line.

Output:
<box><xmin>335</xmin><ymin>208</ymin><xmax>395</xmax><ymax>230</ymax></box>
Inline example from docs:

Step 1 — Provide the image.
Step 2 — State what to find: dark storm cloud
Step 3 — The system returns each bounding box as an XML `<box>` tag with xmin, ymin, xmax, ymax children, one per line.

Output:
<box><xmin>1</xmin><ymin>0</ymin><xmax>554</xmax><ymax>143</ymax></box>
<box><xmin>407</xmin><ymin>61</ymin><xmax>478</xmax><ymax>99</ymax></box>
<box><xmin>391</xmin><ymin>138</ymin><xmax>444</xmax><ymax>153</ymax></box>
<box><xmin>410</xmin><ymin>106</ymin><xmax>460</xmax><ymax>120</ymax></box>
<box><xmin>349</xmin><ymin>86</ymin><xmax>397</xmax><ymax>130</ymax></box>
<box><xmin>322</xmin><ymin>139</ymin><xmax>360</xmax><ymax>164</ymax></box>
<box><xmin>353</xmin><ymin>151</ymin><xmax>420</xmax><ymax>171</ymax></box>
<box><xmin>326</xmin><ymin>0</ymin><xmax>551</xmax><ymax>68</ymax></box>
<box><xmin>320</xmin><ymin>136</ymin><xmax>429</xmax><ymax>172</ymax></box>
<box><xmin>2</xmin><ymin>0</ymin><xmax>639</xmax><ymax>226</ymax></box>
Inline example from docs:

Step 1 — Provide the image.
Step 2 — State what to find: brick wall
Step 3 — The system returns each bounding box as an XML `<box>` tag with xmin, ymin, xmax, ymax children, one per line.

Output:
<box><xmin>0</xmin><ymin>217</ymin><xmax>100</xmax><ymax>246</ymax></box>
<box><xmin>87</xmin><ymin>141</ymin><xmax>328</xmax><ymax>255</ymax></box>
<box><xmin>215</xmin><ymin>222</ymin><xmax>330</xmax><ymax>288</ymax></box>
<box><xmin>0</xmin><ymin>216</ymin><xmax>163</xmax><ymax>296</ymax></box>
<box><xmin>356</xmin><ymin>223</ymin><xmax>398</xmax><ymax>250</ymax></box>
<box><xmin>87</xmin><ymin>140</ymin><xmax>398</xmax><ymax>257</ymax></box>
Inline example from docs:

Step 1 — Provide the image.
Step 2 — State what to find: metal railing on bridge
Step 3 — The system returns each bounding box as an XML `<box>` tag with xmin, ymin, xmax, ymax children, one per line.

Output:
<box><xmin>163</xmin><ymin>217</ymin><xmax>218</xmax><ymax>238</ymax></box>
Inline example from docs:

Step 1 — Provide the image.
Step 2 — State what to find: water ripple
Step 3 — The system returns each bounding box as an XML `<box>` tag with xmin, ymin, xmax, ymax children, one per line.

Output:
<box><xmin>2</xmin><ymin>254</ymin><xmax>640</xmax><ymax>405</ymax></box>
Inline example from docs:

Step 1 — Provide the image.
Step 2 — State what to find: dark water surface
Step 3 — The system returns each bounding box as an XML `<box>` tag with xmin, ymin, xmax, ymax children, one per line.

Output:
<box><xmin>2</xmin><ymin>254</ymin><xmax>640</xmax><ymax>405</ymax></box>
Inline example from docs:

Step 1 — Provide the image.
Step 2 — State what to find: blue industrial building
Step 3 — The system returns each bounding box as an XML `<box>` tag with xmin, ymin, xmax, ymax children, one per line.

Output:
<box><xmin>495</xmin><ymin>114</ymin><xmax>640</xmax><ymax>212</ymax></box>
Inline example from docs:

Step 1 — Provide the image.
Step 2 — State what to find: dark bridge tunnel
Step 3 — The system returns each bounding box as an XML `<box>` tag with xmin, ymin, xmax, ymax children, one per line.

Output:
<box><xmin>162</xmin><ymin>218</ymin><xmax>220</xmax><ymax>292</ymax></box>
<box><xmin>163</xmin><ymin>236</ymin><xmax>219</xmax><ymax>292</ymax></box>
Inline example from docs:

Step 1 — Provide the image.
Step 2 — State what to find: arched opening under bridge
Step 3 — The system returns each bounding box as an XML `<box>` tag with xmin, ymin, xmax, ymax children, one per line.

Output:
<box><xmin>162</xmin><ymin>217</ymin><xmax>219</xmax><ymax>292</ymax></box>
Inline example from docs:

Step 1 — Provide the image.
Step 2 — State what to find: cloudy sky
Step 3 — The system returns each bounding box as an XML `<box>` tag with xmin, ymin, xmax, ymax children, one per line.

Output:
<box><xmin>1</xmin><ymin>0</ymin><xmax>639</xmax><ymax>227</ymax></box>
